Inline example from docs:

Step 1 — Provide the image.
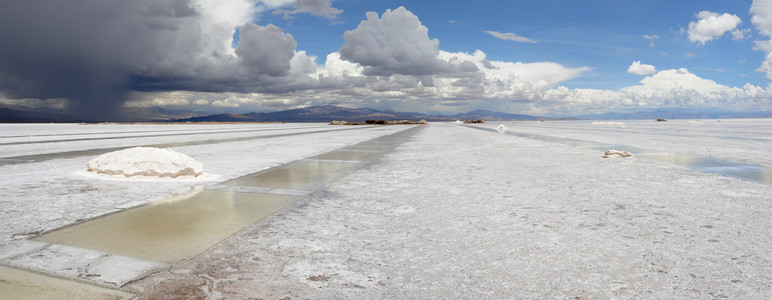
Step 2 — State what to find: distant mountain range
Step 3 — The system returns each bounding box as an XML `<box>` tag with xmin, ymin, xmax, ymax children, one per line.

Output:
<box><xmin>168</xmin><ymin>105</ymin><xmax>556</xmax><ymax>123</ymax></box>
<box><xmin>1</xmin><ymin>104</ymin><xmax>770</xmax><ymax>123</ymax></box>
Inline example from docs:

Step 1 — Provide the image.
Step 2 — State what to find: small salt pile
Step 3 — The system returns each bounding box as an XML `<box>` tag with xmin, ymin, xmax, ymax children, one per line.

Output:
<box><xmin>496</xmin><ymin>124</ymin><xmax>507</xmax><ymax>133</ymax></box>
<box><xmin>602</xmin><ymin>150</ymin><xmax>633</xmax><ymax>158</ymax></box>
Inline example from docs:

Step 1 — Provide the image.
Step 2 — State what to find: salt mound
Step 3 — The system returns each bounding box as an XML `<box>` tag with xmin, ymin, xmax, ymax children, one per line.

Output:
<box><xmin>87</xmin><ymin>147</ymin><xmax>204</xmax><ymax>178</ymax></box>
<box><xmin>454</xmin><ymin>120</ymin><xmax>463</xmax><ymax>124</ymax></box>
<box><xmin>496</xmin><ymin>124</ymin><xmax>507</xmax><ymax>133</ymax></box>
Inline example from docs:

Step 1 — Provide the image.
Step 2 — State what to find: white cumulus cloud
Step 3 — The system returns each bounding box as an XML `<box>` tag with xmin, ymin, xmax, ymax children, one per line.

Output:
<box><xmin>751</xmin><ymin>0</ymin><xmax>772</xmax><ymax>81</ymax></box>
<box><xmin>627</xmin><ymin>61</ymin><xmax>657</xmax><ymax>75</ymax></box>
<box><xmin>621</xmin><ymin>68</ymin><xmax>769</xmax><ymax>108</ymax></box>
<box><xmin>687</xmin><ymin>11</ymin><xmax>742</xmax><ymax>45</ymax></box>
<box><xmin>537</xmin><ymin>68</ymin><xmax>771</xmax><ymax>115</ymax></box>
<box><xmin>339</xmin><ymin>7</ymin><xmax>478</xmax><ymax>79</ymax></box>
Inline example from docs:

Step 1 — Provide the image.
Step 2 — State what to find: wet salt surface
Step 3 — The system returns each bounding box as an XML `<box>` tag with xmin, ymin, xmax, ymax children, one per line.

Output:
<box><xmin>129</xmin><ymin>122</ymin><xmax>771</xmax><ymax>299</ymax></box>
<box><xmin>1</xmin><ymin>121</ymin><xmax>770</xmax><ymax>298</ymax></box>
<box><xmin>3</xmin><ymin>125</ymin><xmax>423</xmax><ymax>293</ymax></box>
<box><xmin>467</xmin><ymin>123</ymin><xmax>772</xmax><ymax>184</ymax></box>
<box><xmin>223</xmin><ymin>160</ymin><xmax>360</xmax><ymax>191</ymax></box>
<box><xmin>35</xmin><ymin>190</ymin><xmax>299</xmax><ymax>263</ymax></box>
<box><xmin>498</xmin><ymin>119</ymin><xmax>772</xmax><ymax>168</ymax></box>
<box><xmin>34</xmin><ymin>127</ymin><xmax>422</xmax><ymax>263</ymax></box>
<box><xmin>0</xmin><ymin>265</ymin><xmax>133</xmax><ymax>299</ymax></box>
<box><xmin>0</xmin><ymin>123</ymin><xmax>415</xmax><ymax>292</ymax></box>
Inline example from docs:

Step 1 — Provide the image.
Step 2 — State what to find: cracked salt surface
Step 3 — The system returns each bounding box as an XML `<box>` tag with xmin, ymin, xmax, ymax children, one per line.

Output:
<box><xmin>129</xmin><ymin>121</ymin><xmax>771</xmax><ymax>299</ymax></box>
<box><xmin>0</xmin><ymin>123</ymin><xmax>412</xmax><ymax>293</ymax></box>
<box><xmin>1</xmin><ymin>120</ymin><xmax>771</xmax><ymax>298</ymax></box>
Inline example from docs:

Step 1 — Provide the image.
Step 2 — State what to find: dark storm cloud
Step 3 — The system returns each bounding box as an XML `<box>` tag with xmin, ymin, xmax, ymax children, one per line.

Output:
<box><xmin>236</xmin><ymin>24</ymin><xmax>297</xmax><ymax>77</ymax></box>
<box><xmin>0</xmin><ymin>0</ymin><xmax>302</xmax><ymax>119</ymax></box>
<box><xmin>0</xmin><ymin>1</ymin><xmax>140</xmax><ymax>118</ymax></box>
<box><xmin>145</xmin><ymin>0</ymin><xmax>197</xmax><ymax>17</ymax></box>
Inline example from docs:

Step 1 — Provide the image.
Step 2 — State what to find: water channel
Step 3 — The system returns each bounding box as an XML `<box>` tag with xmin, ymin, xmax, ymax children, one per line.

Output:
<box><xmin>33</xmin><ymin>126</ymin><xmax>422</xmax><ymax>264</ymax></box>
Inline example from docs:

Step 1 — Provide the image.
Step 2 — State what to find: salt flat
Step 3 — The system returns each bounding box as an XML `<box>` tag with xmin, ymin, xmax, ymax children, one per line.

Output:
<box><xmin>0</xmin><ymin>124</ymin><xmax>406</xmax><ymax>243</ymax></box>
<box><xmin>0</xmin><ymin>120</ymin><xmax>770</xmax><ymax>298</ymax></box>
<box><xmin>131</xmin><ymin>120</ymin><xmax>770</xmax><ymax>299</ymax></box>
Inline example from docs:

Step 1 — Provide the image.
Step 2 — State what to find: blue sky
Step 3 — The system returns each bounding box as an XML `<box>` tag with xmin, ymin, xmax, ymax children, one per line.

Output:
<box><xmin>0</xmin><ymin>0</ymin><xmax>770</xmax><ymax>118</ymax></box>
<box><xmin>269</xmin><ymin>0</ymin><xmax>764</xmax><ymax>89</ymax></box>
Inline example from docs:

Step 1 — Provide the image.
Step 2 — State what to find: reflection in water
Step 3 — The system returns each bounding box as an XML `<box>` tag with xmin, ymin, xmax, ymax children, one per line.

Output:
<box><xmin>465</xmin><ymin>125</ymin><xmax>771</xmax><ymax>185</ymax></box>
<box><xmin>225</xmin><ymin>160</ymin><xmax>360</xmax><ymax>191</ymax></box>
<box><xmin>35</xmin><ymin>190</ymin><xmax>298</xmax><ymax>263</ymax></box>
<box><xmin>724</xmin><ymin>169</ymin><xmax>772</xmax><ymax>183</ymax></box>
<box><xmin>0</xmin><ymin>265</ymin><xmax>133</xmax><ymax>299</ymax></box>
<box><xmin>639</xmin><ymin>153</ymin><xmax>738</xmax><ymax>169</ymax></box>
<box><xmin>309</xmin><ymin>150</ymin><xmax>384</xmax><ymax>161</ymax></box>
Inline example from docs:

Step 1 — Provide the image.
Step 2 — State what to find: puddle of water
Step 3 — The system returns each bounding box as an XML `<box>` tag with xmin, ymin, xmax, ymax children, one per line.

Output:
<box><xmin>0</xmin><ymin>265</ymin><xmax>133</xmax><ymax>299</ymax></box>
<box><xmin>466</xmin><ymin>125</ymin><xmax>772</xmax><ymax>185</ymax></box>
<box><xmin>723</xmin><ymin>169</ymin><xmax>772</xmax><ymax>183</ymax></box>
<box><xmin>224</xmin><ymin>159</ymin><xmax>359</xmax><ymax>191</ymax></box>
<box><xmin>639</xmin><ymin>153</ymin><xmax>739</xmax><ymax>169</ymax></box>
<box><xmin>0</xmin><ymin>125</ymin><xmax>426</xmax><ymax>295</ymax></box>
<box><xmin>35</xmin><ymin>190</ymin><xmax>298</xmax><ymax>263</ymax></box>
<box><xmin>31</xmin><ymin>125</ymin><xmax>425</xmax><ymax>267</ymax></box>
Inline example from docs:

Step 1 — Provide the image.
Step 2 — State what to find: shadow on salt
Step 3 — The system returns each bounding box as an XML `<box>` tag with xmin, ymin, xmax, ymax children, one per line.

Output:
<box><xmin>72</xmin><ymin>169</ymin><xmax>221</xmax><ymax>183</ymax></box>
